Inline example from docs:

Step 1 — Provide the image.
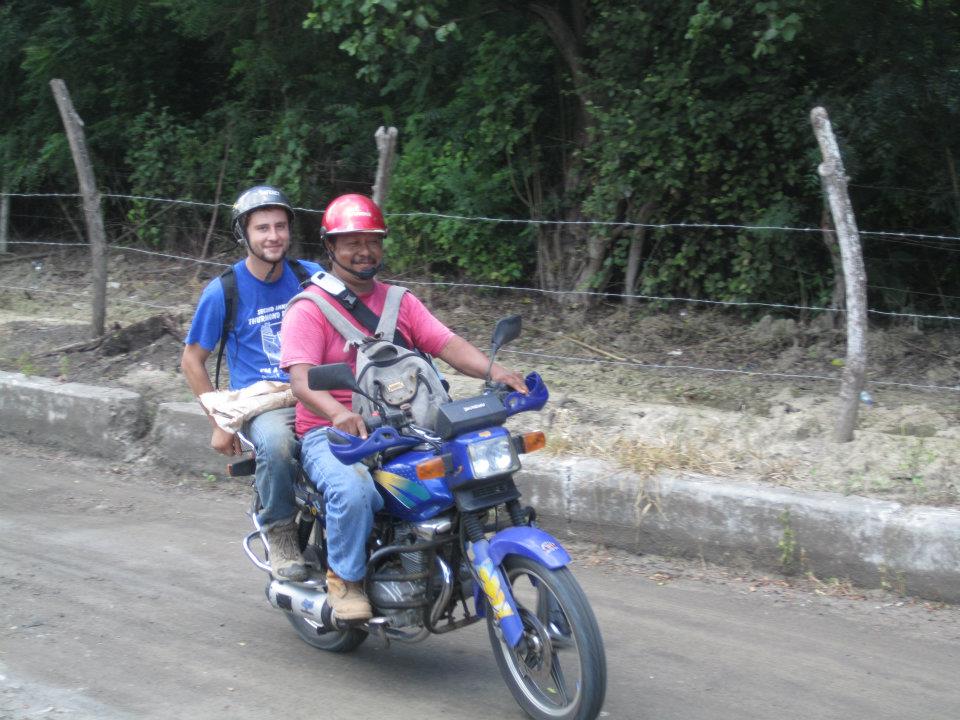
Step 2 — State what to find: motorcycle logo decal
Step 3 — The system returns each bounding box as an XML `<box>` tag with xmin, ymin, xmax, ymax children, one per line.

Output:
<box><xmin>300</xmin><ymin>598</ymin><xmax>316</xmax><ymax>616</ymax></box>
<box><xmin>467</xmin><ymin>544</ymin><xmax>514</xmax><ymax>621</ymax></box>
<box><xmin>375</xmin><ymin>470</ymin><xmax>431</xmax><ymax>508</ymax></box>
<box><xmin>541</xmin><ymin>541</ymin><xmax>559</xmax><ymax>553</ymax></box>
<box><xmin>477</xmin><ymin>559</ymin><xmax>514</xmax><ymax>620</ymax></box>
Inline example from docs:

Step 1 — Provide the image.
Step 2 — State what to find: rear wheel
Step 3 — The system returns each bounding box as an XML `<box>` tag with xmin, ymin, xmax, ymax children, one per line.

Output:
<box><xmin>286</xmin><ymin>520</ymin><xmax>368</xmax><ymax>653</ymax></box>
<box><xmin>285</xmin><ymin>611</ymin><xmax>367</xmax><ymax>653</ymax></box>
<box><xmin>486</xmin><ymin>557</ymin><xmax>606</xmax><ymax>720</ymax></box>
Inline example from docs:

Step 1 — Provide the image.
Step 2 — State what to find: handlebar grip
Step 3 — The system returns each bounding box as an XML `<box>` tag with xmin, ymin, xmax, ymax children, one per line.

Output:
<box><xmin>363</xmin><ymin>414</ymin><xmax>384</xmax><ymax>431</ymax></box>
<box><xmin>327</xmin><ymin>431</ymin><xmax>351</xmax><ymax>446</ymax></box>
<box><xmin>484</xmin><ymin>381</ymin><xmax>511</xmax><ymax>396</ymax></box>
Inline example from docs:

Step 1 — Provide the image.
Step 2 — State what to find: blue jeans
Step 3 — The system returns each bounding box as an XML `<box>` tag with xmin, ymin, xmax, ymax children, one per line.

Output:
<box><xmin>244</xmin><ymin>407</ymin><xmax>300</xmax><ymax>530</ymax></box>
<box><xmin>300</xmin><ymin>428</ymin><xmax>384</xmax><ymax>582</ymax></box>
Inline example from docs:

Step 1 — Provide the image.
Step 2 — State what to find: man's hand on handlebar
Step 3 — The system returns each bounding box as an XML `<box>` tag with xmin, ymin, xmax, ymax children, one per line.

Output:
<box><xmin>331</xmin><ymin>409</ymin><xmax>369</xmax><ymax>440</ymax></box>
<box><xmin>490</xmin><ymin>365</ymin><xmax>528</xmax><ymax>395</ymax></box>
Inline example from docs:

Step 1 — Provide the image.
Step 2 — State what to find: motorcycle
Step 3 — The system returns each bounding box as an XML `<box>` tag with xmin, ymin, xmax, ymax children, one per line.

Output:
<box><xmin>236</xmin><ymin>315</ymin><xmax>607</xmax><ymax>720</ymax></box>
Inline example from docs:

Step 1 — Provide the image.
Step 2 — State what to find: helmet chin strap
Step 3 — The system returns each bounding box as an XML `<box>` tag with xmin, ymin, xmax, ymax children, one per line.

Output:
<box><xmin>329</xmin><ymin>253</ymin><xmax>382</xmax><ymax>281</ymax></box>
<box><xmin>250</xmin><ymin>242</ymin><xmax>287</xmax><ymax>281</ymax></box>
<box><xmin>263</xmin><ymin>261</ymin><xmax>282</xmax><ymax>282</ymax></box>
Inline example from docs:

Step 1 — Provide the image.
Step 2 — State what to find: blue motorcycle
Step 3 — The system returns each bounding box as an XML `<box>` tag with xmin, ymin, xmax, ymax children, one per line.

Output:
<box><xmin>241</xmin><ymin>316</ymin><xmax>607</xmax><ymax>720</ymax></box>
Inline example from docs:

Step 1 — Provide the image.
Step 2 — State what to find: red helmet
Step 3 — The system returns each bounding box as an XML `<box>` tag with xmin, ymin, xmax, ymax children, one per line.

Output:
<box><xmin>321</xmin><ymin>194</ymin><xmax>387</xmax><ymax>238</ymax></box>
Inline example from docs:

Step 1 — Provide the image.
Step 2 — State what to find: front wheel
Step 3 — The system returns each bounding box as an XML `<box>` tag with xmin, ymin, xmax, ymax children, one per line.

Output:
<box><xmin>486</xmin><ymin>557</ymin><xmax>606</xmax><ymax>720</ymax></box>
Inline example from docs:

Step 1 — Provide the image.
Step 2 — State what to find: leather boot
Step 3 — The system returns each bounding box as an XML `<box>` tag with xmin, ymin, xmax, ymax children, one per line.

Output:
<box><xmin>265</xmin><ymin>518</ymin><xmax>309</xmax><ymax>582</ymax></box>
<box><xmin>326</xmin><ymin>571</ymin><xmax>372</xmax><ymax>621</ymax></box>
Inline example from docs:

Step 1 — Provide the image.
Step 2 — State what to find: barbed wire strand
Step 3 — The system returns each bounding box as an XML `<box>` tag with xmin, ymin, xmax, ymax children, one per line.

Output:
<box><xmin>4</xmin><ymin>240</ymin><xmax>959</xmax><ymax>322</ymax></box>
<box><xmin>2</xmin><ymin>278</ymin><xmax>954</xmax><ymax>393</ymax></box>
<box><xmin>0</xmin><ymin>283</ymin><xmax>180</xmax><ymax>310</ymax></box>
<box><xmin>2</xmin><ymin>240</ymin><xmax>232</xmax><ymax>269</ymax></box>
<box><xmin>399</xmin><ymin>279</ymin><xmax>960</xmax><ymax>322</ymax></box>
<box><xmin>500</xmin><ymin>349</ymin><xmax>960</xmax><ymax>393</ymax></box>
<box><xmin>5</xmin><ymin>191</ymin><xmax>960</xmax><ymax>243</ymax></box>
<box><xmin>7</xmin><ymin>233</ymin><xmax>950</xmax><ymax>305</ymax></box>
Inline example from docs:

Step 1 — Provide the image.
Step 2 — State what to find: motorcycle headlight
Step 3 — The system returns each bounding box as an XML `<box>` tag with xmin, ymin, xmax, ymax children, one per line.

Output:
<box><xmin>467</xmin><ymin>435</ymin><xmax>520</xmax><ymax>479</ymax></box>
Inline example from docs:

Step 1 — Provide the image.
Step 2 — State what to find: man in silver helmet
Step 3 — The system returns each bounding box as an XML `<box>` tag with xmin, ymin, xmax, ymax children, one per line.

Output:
<box><xmin>181</xmin><ymin>185</ymin><xmax>323</xmax><ymax>580</ymax></box>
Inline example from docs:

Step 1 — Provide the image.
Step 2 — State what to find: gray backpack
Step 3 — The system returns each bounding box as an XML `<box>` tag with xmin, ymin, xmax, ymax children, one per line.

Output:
<box><xmin>287</xmin><ymin>286</ymin><xmax>451</xmax><ymax>430</ymax></box>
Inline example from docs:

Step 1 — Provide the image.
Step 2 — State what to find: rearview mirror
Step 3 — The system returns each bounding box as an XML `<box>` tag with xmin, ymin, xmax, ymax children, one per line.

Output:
<box><xmin>491</xmin><ymin>315</ymin><xmax>521</xmax><ymax>352</ymax></box>
<box><xmin>307</xmin><ymin>363</ymin><xmax>361</xmax><ymax>393</ymax></box>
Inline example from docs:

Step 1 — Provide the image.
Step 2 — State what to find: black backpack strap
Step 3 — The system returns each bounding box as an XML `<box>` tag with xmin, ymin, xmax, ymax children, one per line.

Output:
<box><xmin>304</xmin><ymin>269</ymin><xmax>410</xmax><ymax>348</ymax></box>
<box><xmin>330</xmin><ymin>288</ymin><xmax>411</xmax><ymax>349</ymax></box>
<box><xmin>214</xmin><ymin>267</ymin><xmax>238</xmax><ymax>390</ymax></box>
<box><xmin>287</xmin><ymin>258</ymin><xmax>312</xmax><ymax>288</ymax></box>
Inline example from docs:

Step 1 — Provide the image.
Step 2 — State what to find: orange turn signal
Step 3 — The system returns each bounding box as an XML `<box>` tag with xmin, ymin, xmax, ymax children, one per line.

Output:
<box><xmin>519</xmin><ymin>431</ymin><xmax>546</xmax><ymax>453</ymax></box>
<box><xmin>416</xmin><ymin>457</ymin><xmax>447</xmax><ymax>480</ymax></box>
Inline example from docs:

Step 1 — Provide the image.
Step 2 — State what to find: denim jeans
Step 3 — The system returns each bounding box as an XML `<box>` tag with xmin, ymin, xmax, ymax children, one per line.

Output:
<box><xmin>300</xmin><ymin>427</ymin><xmax>384</xmax><ymax>582</ymax></box>
<box><xmin>243</xmin><ymin>407</ymin><xmax>300</xmax><ymax>530</ymax></box>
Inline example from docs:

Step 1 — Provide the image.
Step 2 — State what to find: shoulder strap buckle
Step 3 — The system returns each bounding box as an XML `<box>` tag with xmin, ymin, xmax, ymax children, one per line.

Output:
<box><xmin>309</xmin><ymin>270</ymin><xmax>359</xmax><ymax>309</ymax></box>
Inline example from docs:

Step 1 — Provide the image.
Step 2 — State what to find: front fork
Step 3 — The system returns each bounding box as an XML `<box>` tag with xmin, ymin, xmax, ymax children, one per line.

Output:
<box><xmin>463</xmin><ymin>501</ymin><xmax>571</xmax><ymax>648</ymax></box>
<box><xmin>463</xmin><ymin>511</ymin><xmax>526</xmax><ymax>647</ymax></box>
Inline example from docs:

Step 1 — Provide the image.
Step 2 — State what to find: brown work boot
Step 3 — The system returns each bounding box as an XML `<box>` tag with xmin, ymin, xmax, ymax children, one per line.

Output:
<box><xmin>326</xmin><ymin>571</ymin><xmax>372</xmax><ymax>621</ymax></box>
<box><xmin>265</xmin><ymin>518</ymin><xmax>309</xmax><ymax>582</ymax></box>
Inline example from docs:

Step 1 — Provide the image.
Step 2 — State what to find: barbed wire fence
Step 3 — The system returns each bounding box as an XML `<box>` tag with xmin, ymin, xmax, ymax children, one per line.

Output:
<box><xmin>1</xmin><ymin>190</ymin><xmax>958</xmax><ymax>397</ymax></box>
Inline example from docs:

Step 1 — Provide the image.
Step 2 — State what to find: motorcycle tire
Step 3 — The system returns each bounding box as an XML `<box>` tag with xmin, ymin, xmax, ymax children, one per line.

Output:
<box><xmin>486</xmin><ymin>556</ymin><xmax>606</xmax><ymax>720</ymax></box>
<box><xmin>286</xmin><ymin>525</ymin><xmax>368</xmax><ymax>653</ymax></box>
<box><xmin>285</xmin><ymin>611</ymin><xmax>367</xmax><ymax>653</ymax></box>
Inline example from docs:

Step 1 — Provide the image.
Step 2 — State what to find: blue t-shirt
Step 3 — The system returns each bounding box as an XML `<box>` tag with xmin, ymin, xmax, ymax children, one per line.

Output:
<box><xmin>185</xmin><ymin>259</ymin><xmax>323</xmax><ymax>390</ymax></box>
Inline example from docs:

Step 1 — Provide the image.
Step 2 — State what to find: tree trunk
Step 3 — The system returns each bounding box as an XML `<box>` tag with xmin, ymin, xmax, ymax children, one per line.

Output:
<box><xmin>196</xmin><ymin>137</ymin><xmax>231</xmax><ymax>268</ymax></box>
<box><xmin>0</xmin><ymin>178</ymin><xmax>9</xmax><ymax>255</ymax></box>
<box><xmin>624</xmin><ymin>200</ymin><xmax>656</xmax><ymax>306</ymax></box>
<box><xmin>811</xmin><ymin>107</ymin><xmax>868</xmax><ymax>443</ymax></box>
<box><xmin>945</xmin><ymin>145</ymin><xmax>960</xmax><ymax>235</ymax></box>
<box><xmin>527</xmin><ymin>1</ymin><xmax>598</xmax><ymax>297</ymax></box>
<box><xmin>50</xmin><ymin>79</ymin><xmax>107</xmax><ymax>338</ymax></box>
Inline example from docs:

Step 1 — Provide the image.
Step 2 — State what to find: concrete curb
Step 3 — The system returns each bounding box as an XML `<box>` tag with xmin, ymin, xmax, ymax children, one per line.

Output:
<box><xmin>2</xmin><ymin>372</ymin><xmax>958</xmax><ymax>603</ymax></box>
<box><xmin>0</xmin><ymin>371</ymin><xmax>145</xmax><ymax>457</ymax></box>
<box><xmin>519</xmin><ymin>455</ymin><xmax>960</xmax><ymax>603</ymax></box>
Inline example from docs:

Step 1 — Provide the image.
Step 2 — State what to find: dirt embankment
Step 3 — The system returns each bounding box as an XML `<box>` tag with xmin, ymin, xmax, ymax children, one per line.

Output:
<box><xmin>1</xmin><ymin>248</ymin><xmax>958</xmax><ymax>506</ymax></box>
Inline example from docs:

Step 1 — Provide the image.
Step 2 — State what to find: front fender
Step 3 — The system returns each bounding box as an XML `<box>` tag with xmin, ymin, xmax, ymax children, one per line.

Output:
<box><xmin>469</xmin><ymin>527</ymin><xmax>571</xmax><ymax>638</ymax></box>
<box><xmin>487</xmin><ymin>526</ymin><xmax>571</xmax><ymax>569</ymax></box>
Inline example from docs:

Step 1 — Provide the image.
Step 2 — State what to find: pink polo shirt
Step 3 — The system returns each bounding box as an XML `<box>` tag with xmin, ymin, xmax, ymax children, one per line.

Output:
<box><xmin>280</xmin><ymin>281</ymin><xmax>454</xmax><ymax>436</ymax></box>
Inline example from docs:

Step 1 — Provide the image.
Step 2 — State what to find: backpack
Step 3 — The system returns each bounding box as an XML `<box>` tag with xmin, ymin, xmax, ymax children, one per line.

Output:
<box><xmin>287</xmin><ymin>285</ymin><xmax>451</xmax><ymax>430</ymax></box>
<box><xmin>214</xmin><ymin>259</ymin><xmax>312</xmax><ymax>389</ymax></box>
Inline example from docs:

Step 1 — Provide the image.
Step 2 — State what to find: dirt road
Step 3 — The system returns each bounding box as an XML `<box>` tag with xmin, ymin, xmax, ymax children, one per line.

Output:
<box><xmin>2</xmin><ymin>437</ymin><xmax>959</xmax><ymax>720</ymax></box>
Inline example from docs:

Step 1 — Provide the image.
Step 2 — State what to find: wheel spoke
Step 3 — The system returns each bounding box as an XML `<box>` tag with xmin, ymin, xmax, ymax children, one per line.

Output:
<box><xmin>534</xmin><ymin>578</ymin><xmax>550</xmax><ymax>622</ymax></box>
<box><xmin>549</xmin><ymin>651</ymin><xmax>571</xmax><ymax>705</ymax></box>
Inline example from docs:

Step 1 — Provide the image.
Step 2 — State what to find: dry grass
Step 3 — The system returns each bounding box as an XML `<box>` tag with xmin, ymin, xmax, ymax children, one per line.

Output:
<box><xmin>545</xmin><ymin>428</ymin><xmax>735</xmax><ymax>478</ymax></box>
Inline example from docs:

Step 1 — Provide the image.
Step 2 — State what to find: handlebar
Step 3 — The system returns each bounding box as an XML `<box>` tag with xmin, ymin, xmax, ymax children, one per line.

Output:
<box><xmin>483</xmin><ymin>380</ymin><xmax>512</xmax><ymax>396</ymax></box>
<box><xmin>362</xmin><ymin>413</ymin><xmax>384</xmax><ymax>431</ymax></box>
<box><xmin>324</xmin><ymin>372</ymin><xmax>548</xmax><ymax>466</ymax></box>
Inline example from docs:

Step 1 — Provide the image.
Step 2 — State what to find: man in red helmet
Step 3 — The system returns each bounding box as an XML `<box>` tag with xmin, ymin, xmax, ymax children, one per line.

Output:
<box><xmin>279</xmin><ymin>193</ymin><xmax>527</xmax><ymax>622</ymax></box>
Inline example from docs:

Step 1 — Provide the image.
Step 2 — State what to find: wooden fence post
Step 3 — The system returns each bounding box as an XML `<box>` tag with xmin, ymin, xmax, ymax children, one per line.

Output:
<box><xmin>372</xmin><ymin>126</ymin><xmax>398</xmax><ymax>208</ymax></box>
<box><xmin>49</xmin><ymin>78</ymin><xmax>107</xmax><ymax>338</ymax></box>
<box><xmin>810</xmin><ymin>106</ymin><xmax>868</xmax><ymax>442</ymax></box>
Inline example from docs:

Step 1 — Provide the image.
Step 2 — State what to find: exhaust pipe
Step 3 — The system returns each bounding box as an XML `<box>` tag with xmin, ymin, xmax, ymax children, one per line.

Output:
<box><xmin>266</xmin><ymin>580</ymin><xmax>332</xmax><ymax>627</ymax></box>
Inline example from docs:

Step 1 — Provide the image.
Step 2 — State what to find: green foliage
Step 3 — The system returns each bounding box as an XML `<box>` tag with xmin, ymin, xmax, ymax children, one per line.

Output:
<box><xmin>0</xmin><ymin>0</ymin><xmax>958</xmax><ymax>311</ymax></box>
<box><xmin>304</xmin><ymin>0</ymin><xmax>454</xmax><ymax>80</ymax></box>
<box><xmin>583</xmin><ymin>0</ymin><xmax>820</xmax><ymax>301</ymax></box>
<box><xmin>778</xmin><ymin>509</ymin><xmax>801</xmax><ymax>575</ymax></box>
<box><xmin>248</xmin><ymin>110</ymin><xmax>313</xmax><ymax>201</ymax></box>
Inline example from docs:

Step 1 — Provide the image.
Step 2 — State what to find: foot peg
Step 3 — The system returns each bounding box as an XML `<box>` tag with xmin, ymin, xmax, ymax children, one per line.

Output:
<box><xmin>366</xmin><ymin>617</ymin><xmax>390</xmax><ymax>646</ymax></box>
